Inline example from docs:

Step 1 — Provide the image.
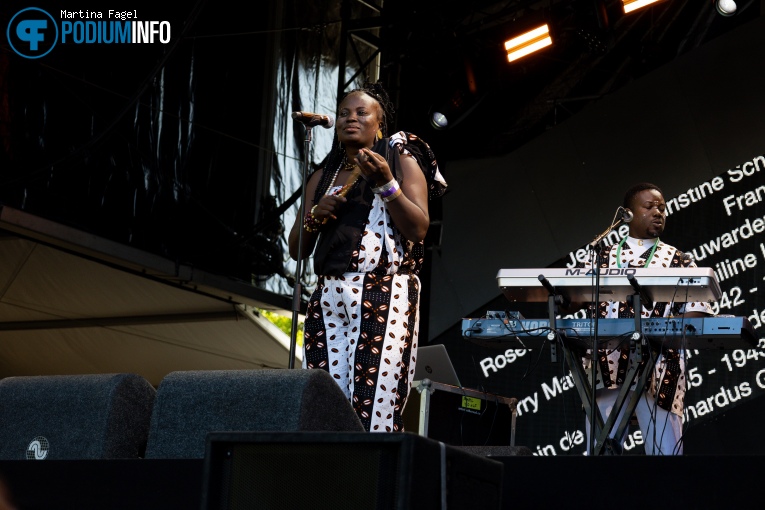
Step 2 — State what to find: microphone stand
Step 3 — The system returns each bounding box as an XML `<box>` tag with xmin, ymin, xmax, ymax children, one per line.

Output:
<box><xmin>586</xmin><ymin>212</ymin><xmax>627</xmax><ymax>455</ymax></box>
<box><xmin>587</xmin><ymin>240</ymin><xmax>604</xmax><ymax>455</ymax></box>
<box><xmin>288</xmin><ymin>125</ymin><xmax>314</xmax><ymax>369</ymax></box>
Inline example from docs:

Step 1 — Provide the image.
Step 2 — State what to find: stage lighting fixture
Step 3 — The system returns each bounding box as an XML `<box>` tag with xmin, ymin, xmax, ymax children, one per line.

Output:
<box><xmin>429</xmin><ymin>58</ymin><xmax>484</xmax><ymax>130</ymax></box>
<box><xmin>430</xmin><ymin>111</ymin><xmax>449</xmax><ymax>130</ymax></box>
<box><xmin>715</xmin><ymin>0</ymin><xmax>736</xmax><ymax>16</ymax></box>
<box><xmin>429</xmin><ymin>88</ymin><xmax>484</xmax><ymax>131</ymax></box>
<box><xmin>428</xmin><ymin>86</ymin><xmax>487</xmax><ymax>131</ymax></box>
<box><xmin>504</xmin><ymin>24</ymin><xmax>553</xmax><ymax>63</ymax></box>
<box><xmin>621</xmin><ymin>0</ymin><xmax>663</xmax><ymax>14</ymax></box>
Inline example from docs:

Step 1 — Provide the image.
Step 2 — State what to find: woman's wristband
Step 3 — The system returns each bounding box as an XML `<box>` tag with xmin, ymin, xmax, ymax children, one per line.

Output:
<box><xmin>382</xmin><ymin>187</ymin><xmax>403</xmax><ymax>202</ymax></box>
<box><xmin>380</xmin><ymin>182</ymin><xmax>400</xmax><ymax>198</ymax></box>
<box><xmin>372</xmin><ymin>179</ymin><xmax>397</xmax><ymax>195</ymax></box>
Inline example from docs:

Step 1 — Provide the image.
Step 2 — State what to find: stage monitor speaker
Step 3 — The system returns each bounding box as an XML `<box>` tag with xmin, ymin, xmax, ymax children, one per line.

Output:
<box><xmin>144</xmin><ymin>369</ymin><xmax>364</xmax><ymax>459</ymax></box>
<box><xmin>0</xmin><ymin>373</ymin><xmax>156</xmax><ymax>460</ymax></box>
<box><xmin>201</xmin><ymin>431</ymin><xmax>504</xmax><ymax>510</ymax></box>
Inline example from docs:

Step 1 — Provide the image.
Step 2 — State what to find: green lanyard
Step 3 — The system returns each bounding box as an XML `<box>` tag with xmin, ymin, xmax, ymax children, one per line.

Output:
<box><xmin>616</xmin><ymin>237</ymin><xmax>659</xmax><ymax>268</ymax></box>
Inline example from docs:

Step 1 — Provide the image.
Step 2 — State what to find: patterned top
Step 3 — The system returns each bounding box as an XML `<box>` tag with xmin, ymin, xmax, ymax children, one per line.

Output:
<box><xmin>303</xmin><ymin>131</ymin><xmax>446</xmax><ymax>432</ymax></box>
<box><xmin>581</xmin><ymin>237</ymin><xmax>714</xmax><ymax>417</ymax></box>
<box><xmin>313</xmin><ymin>132</ymin><xmax>446</xmax><ymax>277</ymax></box>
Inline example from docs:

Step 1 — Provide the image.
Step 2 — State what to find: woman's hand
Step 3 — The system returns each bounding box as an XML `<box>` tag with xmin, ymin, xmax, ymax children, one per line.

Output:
<box><xmin>357</xmin><ymin>147</ymin><xmax>430</xmax><ymax>242</ymax></box>
<box><xmin>311</xmin><ymin>193</ymin><xmax>347</xmax><ymax>223</ymax></box>
<box><xmin>355</xmin><ymin>147</ymin><xmax>393</xmax><ymax>187</ymax></box>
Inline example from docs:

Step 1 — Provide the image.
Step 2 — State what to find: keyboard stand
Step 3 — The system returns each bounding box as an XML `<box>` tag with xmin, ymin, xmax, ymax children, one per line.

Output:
<box><xmin>538</xmin><ymin>274</ymin><xmax>565</xmax><ymax>363</ymax></box>
<box><xmin>561</xmin><ymin>292</ymin><xmax>652</xmax><ymax>456</ymax></box>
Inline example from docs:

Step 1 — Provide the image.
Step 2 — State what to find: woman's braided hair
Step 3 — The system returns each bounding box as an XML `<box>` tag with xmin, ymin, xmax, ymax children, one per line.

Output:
<box><xmin>355</xmin><ymin>80</ymin><xmax>395</xmax><ymax>138</ymax></box>
<box><xmin>313</xmin><ymin>81</ymin><xmax>396</xmax><ymax>201</ymax></box>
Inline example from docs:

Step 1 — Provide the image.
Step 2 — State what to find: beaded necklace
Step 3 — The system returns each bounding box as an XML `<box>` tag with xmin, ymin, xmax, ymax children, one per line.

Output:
<box><xmin>324</xmin><ymin>155</ymin><xmax>360</xmax><ymax>197</ymax></box>
<box><xmin>341</xmin><ymin>153</ymin><xmax>356</xmax><ymax>171</ymax></box>
<box><xmin>323</xmin><ymin>163</ymin><xmax>342</xmax><ymax>194</ymax></box>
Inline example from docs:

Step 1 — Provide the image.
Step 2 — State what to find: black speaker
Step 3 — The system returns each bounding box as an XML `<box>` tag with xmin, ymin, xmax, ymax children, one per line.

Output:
<box><xmin>0</xmin><ymin>373</ymin><xmax>156</xmax><ymax>460</ymax></box>
<box><xmin>489</xmin><ymin>455</ymin><xmax>765</xmax><ymax>509</ymax></box>
<box><xmin>201</xmin><ymin>431</ymin><xmax>504</xmax><ymax>510</ymax></box>
<box><xmin>145</xmin><ymin>369</ymin><xmax>365</xmax><ymax>459</ymax></box>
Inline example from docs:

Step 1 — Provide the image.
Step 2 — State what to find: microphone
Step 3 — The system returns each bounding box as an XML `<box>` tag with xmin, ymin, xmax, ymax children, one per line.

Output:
<box><xmin>291</xmin><ymin>111</ymin><xmax>335</xmax><ymax>129</ymax></box>
<box><xmin>619</xmin><ymin>207</ymin><xmax>633</xmax><ymax>223</ymax></box>
<box><xmin>589</xmin><ymin>207</ymin><xmax>633</xmax><ymax>249</ymax></box>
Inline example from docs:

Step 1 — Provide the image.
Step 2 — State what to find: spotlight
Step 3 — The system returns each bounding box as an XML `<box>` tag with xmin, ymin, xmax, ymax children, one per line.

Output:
<box><xmin>504</xmin><ymin>24</ymin><xmax>553</xmax><ymax>63</ymax></box>
<box><xmin>621</xmin><ymin>0</ymin><xmax>663</xmax><ymax>14</ymax></box>
<box><xmin>715</xmin><ymin>0</ymin><xmax>737</xmax><ymax>16</ymax></box>
<box><xmin>430</xmin><ymin>111</ymin><xmax>449</xmax><ymax>130</ymax></box>
<box><xmin>429</xmin><ymin>57</ymin><xmax>484</xmax><ymax>130</ymax></box>
<box><xmin>429</xmin><ymin>88</ymin><xmax>485</xmax><ymax>131</ymax></box>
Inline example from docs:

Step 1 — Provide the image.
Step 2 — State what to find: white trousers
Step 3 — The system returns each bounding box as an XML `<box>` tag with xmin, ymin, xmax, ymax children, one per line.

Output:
<box><xmin>586</xmin><ymin>387</ymin><xmax>683</xmax><ymax>455</ymax></box>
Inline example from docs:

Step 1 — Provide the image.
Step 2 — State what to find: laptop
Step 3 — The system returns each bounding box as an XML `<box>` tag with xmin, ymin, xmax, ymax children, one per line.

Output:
<box><xmin>414</xmin><ymin>344</ymin><xmax>462</xmax><ymax>387</ymax></box>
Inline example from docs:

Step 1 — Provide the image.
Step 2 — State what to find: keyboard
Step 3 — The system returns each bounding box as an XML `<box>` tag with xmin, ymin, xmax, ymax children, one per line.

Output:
<box><xmin>461</xmin><ymin>315</ymin><xmax>758</xmax><ymax>351</ymax></box>
<box><xmin>496</xmin><ymin>267</ymin><xmax>721</xmax><ymax>303</ymax></box>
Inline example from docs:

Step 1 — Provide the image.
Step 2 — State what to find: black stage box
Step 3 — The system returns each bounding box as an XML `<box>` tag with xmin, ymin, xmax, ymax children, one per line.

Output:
<box><xmin>0</xmin><ymin>459</ymin><xmax>203</xmax><ymax>509</ymax></box>
<box><xmin>403</xmin><ymin>380</ymin><xmax>520</xmax><ymax>447</ymax></box>
<box><xmin>201</xmin><ymin>431</ymin><xmax>504</xmax><ymax>510</ymax></box>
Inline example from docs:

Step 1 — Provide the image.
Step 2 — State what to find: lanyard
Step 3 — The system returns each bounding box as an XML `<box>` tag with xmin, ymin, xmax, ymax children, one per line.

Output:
<box><xmin>616</xmin><ymin>237</ymin><xmax>659</xmax><ymax>268</ymax></box>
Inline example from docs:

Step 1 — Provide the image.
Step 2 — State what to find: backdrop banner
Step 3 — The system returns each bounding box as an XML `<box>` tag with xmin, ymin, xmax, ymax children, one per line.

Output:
<box><xmin>444</xmin><ymin>154</ymin><xmax>765</xmax><ymax>456</ymax></box>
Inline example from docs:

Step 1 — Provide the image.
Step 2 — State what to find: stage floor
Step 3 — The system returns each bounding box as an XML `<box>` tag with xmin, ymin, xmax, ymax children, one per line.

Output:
<box><xmin>0</xmin><ymin>453</ymin><xmax>760</xmax><ymax>509</ymax></box>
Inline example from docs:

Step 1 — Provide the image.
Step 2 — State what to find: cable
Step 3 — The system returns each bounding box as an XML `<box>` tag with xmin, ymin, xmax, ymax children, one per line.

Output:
<box><xmin>674</xmin><ymin>276</ymin><xmax>696</xmax><ymax>455</ymax></box>
<box><xmin>643</xmin><ymin>273</ymin><xmax>697</xmax><ymax>455</ymax></box>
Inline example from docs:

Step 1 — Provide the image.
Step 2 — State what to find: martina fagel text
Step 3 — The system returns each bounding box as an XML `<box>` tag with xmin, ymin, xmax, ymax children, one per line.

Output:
<box><xmin>60</xmin><ymin>10</ymin><xmax>140</xmax><ymax>21</ymax></box>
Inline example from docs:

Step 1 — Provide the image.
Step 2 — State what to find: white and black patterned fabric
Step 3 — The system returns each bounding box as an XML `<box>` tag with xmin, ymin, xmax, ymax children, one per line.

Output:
<box><xmin>304</xmin><ymin>133</ymin><xmax>445</xmax><ymax>432</ymax></box>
